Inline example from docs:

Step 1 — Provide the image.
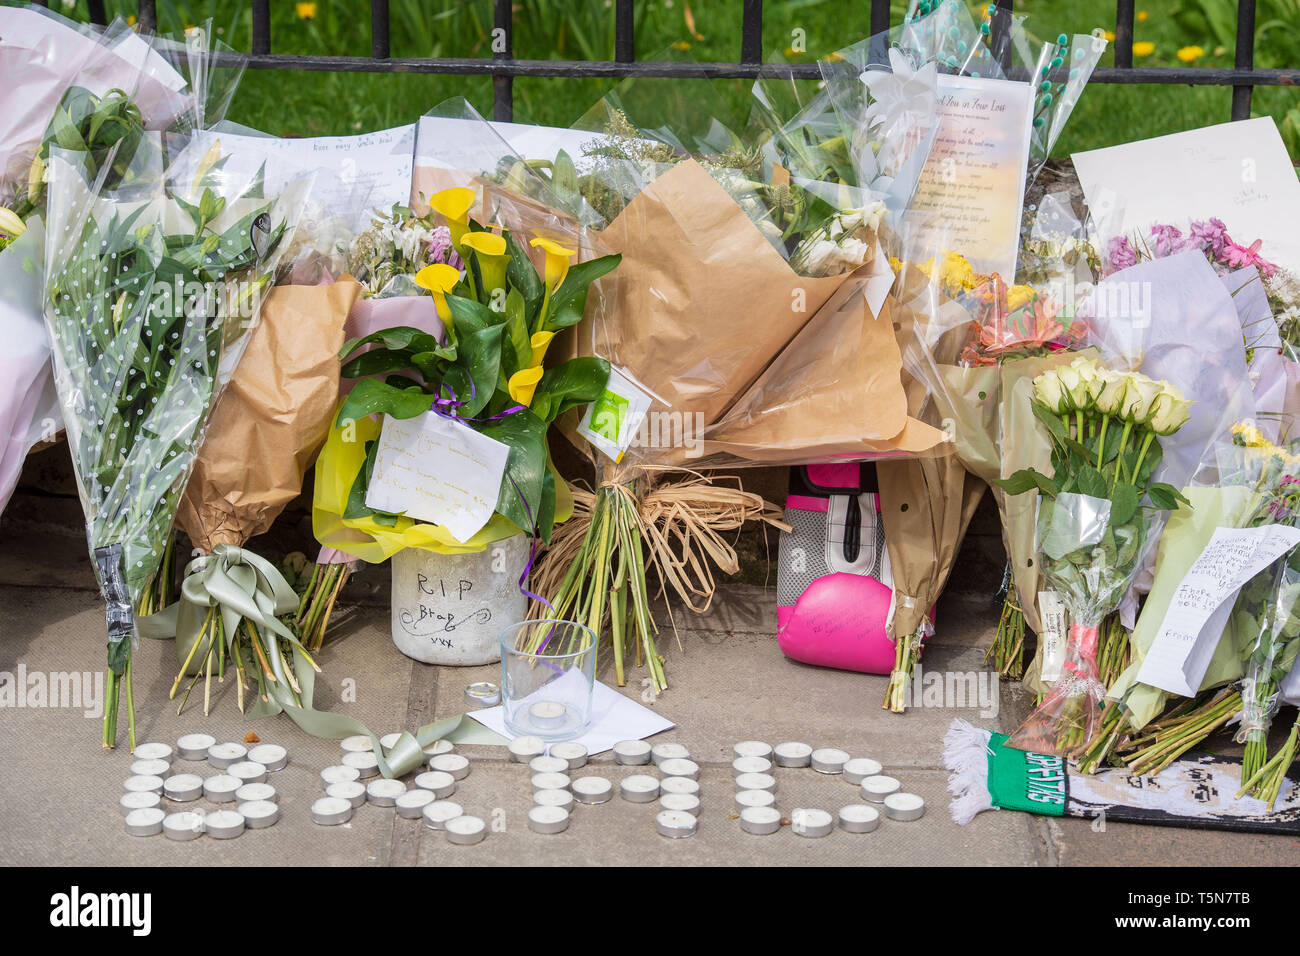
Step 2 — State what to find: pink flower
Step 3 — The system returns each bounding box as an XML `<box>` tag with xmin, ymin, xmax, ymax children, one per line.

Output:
<box><xmin>1222</xmin><ymin>238</ymin><xmax>1277</xmax><ymax>277</ymax></box>
<box><xmin>425</xmin><ymin>225</ymin><xmax>463</xmax><ymax>270</ymax></box>
<box><xmin>1149</xmin><ymin>223</ymin><xmax>1187</xmax><ymax>258</ymax></box>
<box><xmin>1189</xmin><ymin>217</ymin><xmax>1230</xmax><ymax>258</ymax></box>
<box><xmin>1108</xmin><ymin>235</ymin><xmax>1137</xmax><ymax>271</ymax></box>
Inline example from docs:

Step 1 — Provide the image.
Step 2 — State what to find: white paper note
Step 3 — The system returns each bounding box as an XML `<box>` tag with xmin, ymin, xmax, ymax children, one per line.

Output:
<box><xmin>1038</xmin><ymin>590</ymin><xmax>1068</xmax><ymax>683</ymax></box>
<box><xmin>365</xmin><ymin>411</ymin><xmax>510</xmax><ymax>543</ymax></box>
<box><xmin>577</xmin><ymin>365</ymin><xmax>658</xmax><ymax>463</ymax></box>
<box><xmin>1137</xmin><ymin>524</ymin><xmax>1300</xmax><ymax>696</ymax></box>
<box><xmin>905</xmin><ymin>74</ymin><xmax>1035</xmax><ymax>280</ymax></box>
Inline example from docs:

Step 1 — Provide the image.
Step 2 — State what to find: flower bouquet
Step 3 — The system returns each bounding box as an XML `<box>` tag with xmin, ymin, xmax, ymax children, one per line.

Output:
<box><xmin>42</xmin><ymin>128</ymin><xmax>309</xmax><ymax>747</ymax></box>
<box><xmin>997</xmin><ymin>357</ymin><xmax>1190</xmax><ymax>757</ymax></box>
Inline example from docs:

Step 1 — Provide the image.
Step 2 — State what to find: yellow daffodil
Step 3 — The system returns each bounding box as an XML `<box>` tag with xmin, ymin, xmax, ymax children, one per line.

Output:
<box><xmin>0</xmin><ymin>207</ymin><xmax>26</xmax><ymax>239</ymax></box>
<box><xmin>295</xmin><ymin>2</ymin><xmax>317</xmax><ymax>19</ymax></box>
<box><xmin>430</xmin><ymin>186</ymin><xmax>476</xmax><ymax>247</ymax></box>
<box><xmin>1137</xmin><ymin>10</ymin><xmax>1148</xmax><ymax>21</ymax></box>
<box><xmin>1176</xmin><ymin>45</ymin><xmax>1203</xmax><ymax>63</ymax></box>
<box><xmin>530</xmin><ymin>235</ymin><xmax>575</xmax><ymax>290</ymax></box>
<box><xmin>461</xmin><ymin>230</ymin><xmax>509</xmax><ymax>302</ymax></box>
<box><xmin>1132</xmin><ymin>41</ymin><xmax>1155</xmax><ymax>57</ymax></box>
<box><xmin>508</xmin><ymin>366</ymin><xmax>545</xmax><ymax>407</ymax></box>
<box><xmin>529</xmin><ymin>330</ymin><xmax>556</xmax><ymax>367</ymax></box>
<box><xmin>414</xmin><ymin>262</ymin><xmax>461</xmax><ymax>336</ymax></box>
<box><xmin>1103</xmin><ymin>30</ymin><xmax>1115</xmax><ymax>42</ymax></box>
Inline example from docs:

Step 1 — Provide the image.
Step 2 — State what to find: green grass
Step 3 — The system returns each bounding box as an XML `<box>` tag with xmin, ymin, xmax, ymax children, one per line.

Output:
<box><xmin>18</xmin><ymin>0</ymin><xmax>1300</xmax><ymax>157</ymax></box>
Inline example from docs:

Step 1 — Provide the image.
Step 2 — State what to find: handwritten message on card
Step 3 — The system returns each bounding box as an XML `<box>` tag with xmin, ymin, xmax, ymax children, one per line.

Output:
<box><xmin>365</xmin><ymin>412</ymin><xmax>510</xmax><ymax>544</ymax></box>
<box><xmin>1137</xmin><ymin>524</ymin><xmax>1300</xmax><ymax>696</ymax></box>
<box><xmin>906</xmin><ymin>75</ymin><xmax>1034</xmax><ymax>280</ymax></box>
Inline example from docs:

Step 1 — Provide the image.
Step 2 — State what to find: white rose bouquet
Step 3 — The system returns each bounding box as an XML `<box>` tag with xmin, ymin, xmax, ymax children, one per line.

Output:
<box><xmin>997</xmin><ymin>356</ymin><xmax>1191</xmax><ymax>757</ymax></box>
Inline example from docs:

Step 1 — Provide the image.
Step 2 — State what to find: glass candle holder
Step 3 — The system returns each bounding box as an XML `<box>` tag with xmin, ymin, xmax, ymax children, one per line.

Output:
<box><xmin>499</xmin><ymin>620</ymin><xmax>596</xmax><ymax>741</ymax></box>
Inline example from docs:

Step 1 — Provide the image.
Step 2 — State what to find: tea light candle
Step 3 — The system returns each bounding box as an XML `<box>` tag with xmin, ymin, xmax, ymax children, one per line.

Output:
<box><xmin>428</xmin><ymin>753</ymin><xmax>470</xmax><ymax>780</ymax></box>
<box><xmin>131</xmin><ymin>759</ymin><xmax>171</xmax><ymax>780</ymax></box>
<box><xmin>613</xmin><ymin>740</ymin><xmax>652</xmax><ymax>766</ymax></box>
<box><xmin>773</xmin><ymin>742</ymin><xmax>812</xmax><ymax>768</ymax></box>
<box><xmin>811</xmin><ymin>748</ymin><xmax>851</xmax><ymax>774</ymax></box>
<box><xmin>176</xmin><ymin>733</ymin><xmax>215</xmax><ymax>761</ymax></box>
<box><xmin>134</xmin><ymin>742</ymin><xmax>174</xmax><ymax>764</ymax></box>
<box><xmin>366</xmin><ymin>778</ymin><xmax>407</xmax><ymax>806</ymax></box>
<box><xmin>838</xmin><ymin>804</ymin><xmax>881</xmax><ymax>833</ymax></box>
<box><xmin>227</xmin><ymin>761</ymin><xmax>267</xmax><ymax>785</ymax></box>
<box><xmin>206</xmin><ymin>742</ymin><xmax>247</xmax><ymax>770</ymax></box>
<box><xmin>422</xmin><ymin>800</ymin><xmax>463</xmax><ymax>830</ymax></box>
<box><xmin>529</xmin><ymin>755</ymin><xmax>569</xmax><ymax>775</ymax></box>
<box><xmin>124</xmin><ymin>807</ymin><xmax>165</xmax><ymax>838</ymax></box>
<box><xmin>311</xmin><ymin>796</ymin><xmax>354</xmax><ymax>826</ymax></box>
<box><xmin>423</xmin><ymin>739</ymin><xmax>454</xmax><ymax>758</ymax></box>
<box><xmin>735</xmin><ymin>772</ymin><xmax>776</xmax><ymax>794</ymax></box>
<box><xmin>655</xmin><ymin>809</ymin><xmax>698</xmax><ymax>839</ymax></box>
<box><xmin>204</xmin><ymin>774</ymin><xmax>241</xmax><ymax>803</ymax></box>
<box><xmin>534</xmin><ymin>788</ymin><xmax>575</xmax><ymax>811</ymax></box>
<box><xmin>527</xmin><ymin>804</ymin><xmax>570</xmax><ymax>834</ymax></box>
<box><xmin>658</xmin><ymin>758</ymin><xmax>699</xmax><ymax>781</ymax></box>
<box><xmin>843</xmin><ymin>758</ymin><xmax>883</xmax><ymax>785</ymax></box>
<box><xmin>739</xmin><ymin>805</ymin><xmax>782</xmax><ymax>835</ymax></box>
<box><xmin>238</xmin><ymin>800</ymin><xmax>280</xmax><ymax>829</ymax></box>
<box><xmin>883</xmin><ymin>792</ymin><xmax>925</xmax><ymax>822</ymax></box>
<box><xmin>247</xmin><ymin>744</ymin><xmax>287</xmax><ymax>772</ymax></box>
<box><xmin>528</xmin><ymin>700</ymin><xmax>567</xmax><ymax>730</ymax></box>
<box><xmin>861</xmin><ymin>775</ymin><xmax>901</xmax><ymax>803</ymax></box>
<box><xmin>531</xmin><ymin>772</ymin><xmax>571</xmax><ymax>793</ymax></box>
<box><xmin>124</xmin><ymin>774</ymin><xmax>164</xmax><ymax>796</ymax></box>
<box><xmin>659</xmin><ymin>792</ymin><xmax>701</xmax><ymax>817</ymax></box>
<box><xmin>572</xmin><ymin>776</ymin><xmax>613</xmax><ymax>804</ymax></box>
<box><xmin>619</xmin><ymin>774</ymin><xmax>660</xmax><ymax>803</ymax></box>
<box><xmin>340</xmin><ymin>735</ymin><xmax>373</xmax><ymax>754</ymax></box>
<box><xmin>549</xmin><ymin>741</ymin><xmax>588</xmax><ymax>770</ymax></box>
<box><xmin>342</xmin><ymin>751</ymin><xmax>379</xmax><ymax>779</ymax></box>
<box><xmin>413</xmin><ymin>771</ymin><xmax>456</xmax><ymax>799</ymax></box>
<box><xmin>734</xmin><ymin>740</ymin><xmax>773</xmax><ymax>761</ymax></box>
<box><xmin>326</xmin><ymin>780</ymin><xmax>367</xmax><ymax>808</ymax></box>
<box><xmin>205</xmin><ymin>809</ymin><xmax>245</xmax><ymax>840</ymax></box>
<box><xmin>380</xmin><ymin>733</ymin><xmax>402</xmax><ymax>751</ymax></box>
<box><xmin>120</xmin><ymin>791</ymin><xmax>161</xmax><ymax>815</ymax></box>
<box><xmin>791</xmin><ymin>808</ymin><xmax>834</xmax><ymax>838</ymax></box>
<box><xmin>396</xmin><ymin>789</ymin><xmax>436</xmax><ymax>819</ymax></box>
<box><xmin>445</xmin><ymin>815</ymin><xmax>486</xmax><ymax>845</ymax></box>
<box><xmin>733</xmin><ymin>756</ymin><xmax>772</xmax><ymax>777</ymax></box>
<box><xmin>163</xmin><ymin>810</ymin><xmax>205</xmax><ymax>841</ymax></box>
<box><xmin>235</xmin><ymin>782</ymin><xmax>277</xmax><ymax>805</ymax></box>
<box><xmin>650</xmin><ymin>742</ymin><xmax>690</xmax><ymax>766</ymax></box>
<box><xmin>735</xmin><ymin>789</ymin><xmax>776</xmax><ymax>812</ymax></box>
<box><xmin>320</xmin><ymin>765</ymin><xmax>361</xmax><ymax>788</ymax></box>
<box><xmin>162</xmin><ymin>773</ymin><xmax>203</xmax><ymax>802</ymax></box>
<box><xmin>464</xmin><ymin>681</ymin><xmax>500</xmax><ymax>708</ymax></box>
<box><xmin>661</xmin><ymin>776</ymin><xmax>700</xmax><ymax>798</ymax></box>
<box><xmin>507</xmin><ymin>736</ymin><xmax>546</xmax><ymax>763</ymax></box>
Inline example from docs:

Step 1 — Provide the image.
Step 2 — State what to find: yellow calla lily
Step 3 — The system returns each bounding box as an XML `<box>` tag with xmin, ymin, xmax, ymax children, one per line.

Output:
<box><xmin>430</xmin><ymin>187</ymin><xmax>476</xmax><ymax>246</ymax></box>
<box><xmin>530</xmin><ymin>235</ymin><xmax>575</xmax><ymax>290</ymax></box>
<box><xmin>414</xmin><ymin>262</ymin><xmax>461</xmax><ymax>335</ymax></box>
<box><xmin>461</xmin><ymin>230</ymin><xmax>509</xmax><ymax>303</ymax></box>
<box><xmin>508</xmin><ymin>366</ymin><xmax>545</xmax><ymax>407</ymax></box>
<box><xmin>529</xmin><ymin>330</ymin><xmax>555</xmax><ymax>366</ymax></box>
<box><xmin>0</xmin><ymin>207</ymin><xmax>26</xmax><ymax>239</ymax></box>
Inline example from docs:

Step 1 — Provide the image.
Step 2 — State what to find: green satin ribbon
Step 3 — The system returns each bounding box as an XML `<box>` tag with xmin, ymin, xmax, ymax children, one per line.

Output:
<box><xmin>139</xmin><ymin>544</ymin><xmax>505</xmax><ymax>776</ymax></box>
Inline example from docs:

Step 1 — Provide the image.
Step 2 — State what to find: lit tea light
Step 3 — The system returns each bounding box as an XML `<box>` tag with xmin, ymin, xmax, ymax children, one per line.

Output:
<box><xmin>366</xmin><ymin>778</ymin><xmax>407</xmax><ymax>806</ymax></box>
<box><xmin>528</xmin><ymin>700</ymin><xmax>567</xmax><ymax>730</ymax></box>
<box><xmin>227</xmin><ymin>761</ymin><xmax>267</xmax><ymax>785</ymax></box>
<box><xmin>733</xmin><ymin>741</ymin><xmax>773</xmax><ymax>761</ymax></box>
<box><xmin>326</xmin><ymin>780</ymin><xmax>367</xmax><ymax>808</ymax></box>
<box><xmin>572</xmin><ymin>777</ymin><xmax>613</xmax><ymax>804</ymax></box>
<box><xmin>658</xmin><ymin>758</ymin><xmax>699</xmax><ymax>781</ymax></box>
<box><xmin>124</xmin><ymin>807</ymin><xmax>165</xmax><ymax>838</ymax></box>
<box><xmin>732</xmin><ymin>756</ymin><xmax>772</xmax><ymax>777</ymax></box>
<box><xmin>735</xmin><ymin>789</ymin><xmax>776</xmax><ymax>812</ymax></box>
<box><xmin>619</xmin><ymin>775</ymin><xmax>660</xmax><ymax>803</ymax></box>
<box><xmin>842</xmin><ymin>758</ymin><xmax>883</xmax><ymax>785</ymax></box>
<box><xmin>162</xmin><ymin>773</ymin><xmax>203</xmax><ymax>802</ymax></box>
<box><xmin>838</xmin><ymin>804</ymin><xmax>880</xmax><ymax>833</ymax></box>
<box><xmin>311</xmin><ymin>796</ymin><xmax>353</xmax><ymax>826</ymax></box>
<box><xmin>162</xmin><ymin>810</ymin><xmax>205</xmax><ymax>841</ymax></box>
<box><xmin>529</xmin><ymin>755</ymin><xmax>569</xmax><ymax>775</ymax></box>
<box><xmin>507</xmin><ymin>736</ymin><xmax>546</xmax><ymax>763</ymax></box>
<box><xmin>133</xmin><ymin>742</ymin><xmax>173</xmax><ymax>764</ymax></box>
<box><xmin>320</xmin><ymin>765</ymin><xmax>361</xmax><ymax>788</ymax></box>
<box><xmin>203</xmin><ymin>774</ymin><xmax>241</xmax><ymax>803</ymax></box>
<box><xmin>396</xmin><ymin>789</ymin><xmax>436</xmax><ymax>819</ymax></box>
<box><xmin>422</xmin><ymin>800</ymin><xmax>463</xmax><ymax>830</ymax></box>
<box><xmin>739</xmin><ymin>805</ymin><xmax>781</xmax><ymax>835</ymax></box>
<box><xmin>549</xmin><ymin>741</ymin><xmax>588</xmax><ymax>770</ymax></box>
<box><xmin>413</xmin><ymin>771</ymin><xmax>456</xmax><ymax>799</ymax></box>
<box><xmin>659</xmin><ymin>792</ymin><xmax>701</xmax><ymax>817</ymax></box>
<box><xmin>734</xmin><ymin>772</ymin><xmax>776</xmax><ymax>794</ymax></box>
<box><xmin>534</xmin><ymin>788</ymin><xmax>575</xmax><ymax>811</ymax></box>
<box><xmin>340</xmin><ymin>735</ymin><xmax>372</xmax><ymax>755</ymax></box>
<box><xmin>124</xmin><ymin>774</ymin><xmax>164</xmax><ymax>796</ymax></box>
<box><xmin>791</xmin><ymin>808</ymin><xmax>834</xmax><ymax>839</ymax></box>
<box><xmin>661</xmin><ymin>777</ymin><xmax>700</xmax><ymax>798</ymax></box>
<box><xmin>205</xmin><ymin>809</ymin><xmax>245</xmax><ymax>840</ymax></box>
<box><xmin>428</xmin><ymin>753</ymin><xmax>470</xmax><ymax>780</ymax></box>
<box><xmin>772</xmin><ymin>742</ymin><xmax>812</xmax><ymax>768</ymax></box>
<box><xmin>655</xmin><ymin>809</ymin><xmax>698</xmax><ymax>839</ymax></box>
<box><xmin>131</xmin><ymin>759</ymin><xmax>171</xmax><ymax>780</ymax></box>
<box><xmin>238</xmin><ymin>800</ymin><xmax>280</xmax><ymax>829</ymax></box>
<box><xmin>175</xmin><ymin>733</ymin><xmax>215</xmax><ymax>761</ymax></box>
<box><xmin>613</xmin><ymin>740</ymin><xmax>652</xmax><ymax>766</ymax></box>
<box><xmin>445</xmin><ymin>815</ymin><xmax>486</xmax><ymax>845</ymax></box>
<box><xmin>527</xmin><ymin>804</ymin><xmax>570</xmax><ymax>834</ymax></box>
<box><xmin>810</xmin><ymin>749</ymin><xmax>850</xmax><ymax>774</ymax></box>
<box><xmin>531</xmin><ymin>772</ymin><xmax>571</xmax><ymax>794</ymax></box>
<box><xmin>342</xmin><ymin>751</ymin><xmax>380</xmax><ymax>779</ymax></box>
<box><xmin>206</xmin><ymin>742</ymin><xmax>247</xmax><ymax>770</ymax></box>
<box><xmin>650</xmin><ymin>743</ymin><xmax>690</xmax><ymax>766</ymax></box>
<box><xmin>247</xmin><ymin>744</ymin><xmax>287</xmax><ymax>772</ymax></box>
<box><xmin>883</xmin><ymin>792</ymin><xmax>925</xmax><ymax>822</ymax></box>
<box><xmin>120</xmin><ymin>791</ymin><xmax>161</xmax><ymax>815</ymax></box>
<box><xmin>860</xmin><ymin>775</ymin><xmax>901</xmax><ymax>803</ymax></box>
<box><xmin>235</xmin><ymin>782</ymin><xmax>277</xmax><ymax>805</ymax></box>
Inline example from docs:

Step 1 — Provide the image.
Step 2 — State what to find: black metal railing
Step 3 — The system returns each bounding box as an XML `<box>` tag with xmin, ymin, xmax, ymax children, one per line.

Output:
<box><xmin>47</xmin><ymin>0</ymin><xmax>1300</xmax><ymax>123</ymax></box>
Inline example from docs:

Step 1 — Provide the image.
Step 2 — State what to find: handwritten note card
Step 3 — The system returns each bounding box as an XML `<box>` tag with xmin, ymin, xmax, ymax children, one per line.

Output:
<box><xmin>905</xmin><ymin>75</ymin><xmax>1034</xmax><ymax>280</ymax></box>
<box><xmin>365</xmin><ymin>412</ymin><xmax>510</xmax><ymax>544</ymax></box>
<box><xmin>1137</xmin><ymin>524</ymin><xmax>1300</xmax><ymax>696</ymax></box>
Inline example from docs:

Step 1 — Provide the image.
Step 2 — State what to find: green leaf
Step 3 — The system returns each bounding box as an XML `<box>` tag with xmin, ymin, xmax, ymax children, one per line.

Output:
<box><xmin>994</xmin><ymin>467</ymin><xmax>1058</xmax><ymax>498</ymax></box>
<box><xmin>336</xmin><ymin>378</ymin><xmax>435</xmax><ymax>426</ymax></box>
<box><xmin>532</xmin><ymin>357</ymin><xmax>612</xmax><ymax>425</ymax></box>
<box><xmin>1110</xmin><ymin>483</ymin><xmax>1140</xmax><ymax>527</ymax></box>
<box><xmin>450</xmin><ymin>322</ymin><xmax>506</xmax><ymax>417</ymax></box>
<box><xmin>478</xmin><ymin>410</ymin><xmax>548</xmax><ymax>535</ymax></box>
<box><xmin>1147</xmin><ymin>482</ymin><xmax>1191</xmax><ymax>512</ymax></box>
<box><xmin>544</xmin><ymin>254</ymin><xmax>621</xmax><ymax>331</ymax></box>
<box><xmin>445</xmin><ymin>292</ymin><xmax>502</xmax><ymax>339</ymax></box>
<box><xmin>501</xmin><ymin>287</ymin><xmax>531</xmax><ymax>381</ymax></box>
<box><xmin>1075</xmin><ymin>465</ymin><xmax>1107</xmax><ymax>499</ymax></box>
<box><xmin>503</xmin><ymin>230</ymin><xmax>544</xmax><ymax>322</ymax></box>
<box><xmin>1030</xmin><ymin>400</ymin><xmax>1069</xmax><ymax>444</ymax></box>
<box><xmin>340</xmin><ymin>347</ymin><xmax>417</xmax><ymax>379</ymax></box>
<box><xmin>340</xmin><ymin>325</ymin><xmax>442</xmax><ymax>362</ymax></box>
